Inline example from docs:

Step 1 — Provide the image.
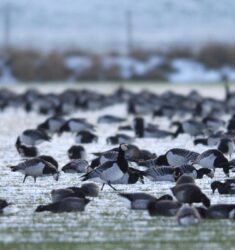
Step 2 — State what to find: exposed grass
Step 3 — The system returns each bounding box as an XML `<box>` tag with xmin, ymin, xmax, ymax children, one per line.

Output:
<box><xmin>197</xmin><ymin>43</ymin><xmax>235</xmax><ymax>69</ymax></box>
<box><xmin>1</xmin><ymin>42</ymin><xmax>235</xmax><ymax>82</ymax></box>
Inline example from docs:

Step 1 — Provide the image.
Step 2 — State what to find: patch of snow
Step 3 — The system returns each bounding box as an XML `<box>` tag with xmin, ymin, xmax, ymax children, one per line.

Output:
<box><xmin>102</xmin><ymin>55</ymin><xmax>164</xmax><ymax>79</ymax></box>
<box><xmin>169</xmin><ymin>59</ymin><xmax>219</xmax><ymax>82</ymax></box>
<box><xmin>64</xmin><ymin>56</ymin><xmax>92</xmax><ymax>72</ymax></box>
<box><xmin>0</xmin><ymin>60</ymin><xmax>17</xmax><ymax>84</ymax></box>
<box><xmin>221</xmin><ymin>66</ymin><xmax>235</xmax><ymax>81</ymax></box>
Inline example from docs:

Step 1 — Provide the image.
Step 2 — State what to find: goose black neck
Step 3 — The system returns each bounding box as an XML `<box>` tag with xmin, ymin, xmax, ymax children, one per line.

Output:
<box><xmin>174</xmin><ymin>124</ymin><xmax>184</xmax><ymax>138</ymax></box>
<box><xmin>117</xmin><ymin>148</ymin><xmax>128</xmax><ymax>172</ymax></box>
<box><xmin>194</xmin><ymin>138</ymin><xmax>208</xmax><ymax>146</ymax></box>
<box><xmin>197</xmin><ymin>168</ymin><xmax>209</xmax><ymax>179</ymax></box>
<box><xmin>134</xmin><ymin>117</ymin><xmax>144</xmax><ymax>138</ymax></box>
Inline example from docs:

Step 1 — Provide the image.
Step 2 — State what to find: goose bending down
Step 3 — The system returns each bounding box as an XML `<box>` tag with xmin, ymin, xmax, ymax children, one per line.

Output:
<box><xmin>10</xmin><ymin>158</ymin><xmax>59</xmax><ymax>183</ymax></box>
<box><xmin>205</xmin><ymin>204</ymin><xmax>235</xmax><ymax>219</ymax></box>
<box><xmin>97</xmin><ymin>115</ymin><xmax>126</xmax><ymax>124</ymax></box>
<box><xmin>62</xmin><ymin>160</ymin><xmax>89</xmax><ymax>173</ymax></box>
<box><xmin>81</xmin><ymin>144</ymin><xmax>129</xmax><ymax>190</ymax></box>
<box><xmin>16</xmin><ymin>129</ymin><xmax>51</xmax><ymax>146</ymax></box>
<box><xmin>0</xmin><ymin>199</ymin><xmax>12</xmax><ymax>213</ymax></box>
<box><xmin>144</xmin><ymin>166</ymin><xmax>182</xmax><ymax>182</ymax></box>
<box><xmin>35</xmin><ymin>197</ymin><xmax>90</xmax><ymax>213</ymax></box>
<box><xmin>15</xmin><ymin>135</ymin><xmax>38</xmax><ymax>157</ymax></box>
<box><xmin>106</xmin><ymin>134</ymin><xmax>134</xmax><ymax>145</ymax></box>
<box><xmin>118</xmin><ymin>192</ymin><xmax>173</xmax><ymax>210</ymax></box>
<box><xmin>67</xmin><ymin>145</ymin><xmax>86</xmax><ymax>160</ymax></box>
<box><xmin>37</xmin><ymin>116</ymin><xmax>66</xmax><ymax>135</ymax></box>
<box><xmin>172</xmin><ymin>120</ymin><xmax>206</xmax><ymax>137</ymax></box>
<box><xmin>134</xmin><ymin>116</ymin><xmax>173</xmax><ymax>138</ymax></box>
<box><xmin>176</xmin><ymin>204</ymin><xmax>201</xmax><ymax>226</ymax></box>
<box><xmin>194</xmin><ymin>149</ymin><xmax>230</xmax><ymax>176</ymax></box>
<box><xmin>211</xmin><ymin>180</ymin><xmax>235</xmax><ymax>194</ymax></box>
<box><xmin>171</xmin><ymin>183</ymin><xmax>210</xmax><ymax>207</ymax></box>
<box><xmin>156</xmin><ymin>148</ymin><xmax>199</xmax><ymax>167</ymax></box>
<box><xmin>147</xmin><ymin>200</ymin><xmax>182</xmax><ymax>216</ymax></box>
<box><xmin>51</xmin><ymin>183</ymin><xmax>99</xmax><ymax>202</ymax></box>
<box><xmin>75</xmin><ymin>130</ymin><xmax>98</xmax><ymax>143</ymax></box>
<box><xmin>59</xmin><ymin>118</ymin><xmax>94</xmax><ymax>134</ymax></box>
<box><xmin>177</xmin><ymin>165</ymin><xmax>214</xmax><ymax>179</ymax></box>
<box><xmin>217</xmin><ymin>138</ymin><xmax>234</xmax><ymax>157</ymax></box>
<box><xmin>175</xmin><ymin>175</ymin><xmax>195</xmax><ymax>185</ymax></box>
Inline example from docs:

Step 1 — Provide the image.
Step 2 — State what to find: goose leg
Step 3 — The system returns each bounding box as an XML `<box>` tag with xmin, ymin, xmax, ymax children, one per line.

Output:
<box><xmin>34</xmin><ymin>177</ymin><xmax>37</xmax><ymax>183</ymax></box>
<box><xmin>101</xmin><ymin>184</ymin><xmax>105</xmax><ymax>190</ymax></box>
<box><xmin>23</xmin><ymin>175</ymin><xmax>28</xmax><ymax>183</ymax></box>
<box><xmin>108</xmin><ymin>181</ymin><xmax>117</xmax><ymax>191</ymax></box>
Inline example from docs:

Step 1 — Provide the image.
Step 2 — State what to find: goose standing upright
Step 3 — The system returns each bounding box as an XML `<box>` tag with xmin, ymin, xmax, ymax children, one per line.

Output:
<box><xmin>81</xmin><ymin>144</ymin><xmax>129</xmax><ymax>190</ymax></box>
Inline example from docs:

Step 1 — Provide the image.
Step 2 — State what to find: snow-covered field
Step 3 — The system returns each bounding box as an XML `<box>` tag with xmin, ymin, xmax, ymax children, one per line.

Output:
<box><xmin>0</xmin><ymin>84</ymin><xmax>235</xmax><ymax>250</ymax></box>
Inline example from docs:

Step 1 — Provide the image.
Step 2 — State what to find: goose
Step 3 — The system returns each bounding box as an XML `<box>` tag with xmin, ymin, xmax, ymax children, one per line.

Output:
<box><xmin>211</xmin><ymin>181</ymin><xmax>235</xmax><ymax>194</ymax></box>
<box><xmin>37</xmin><ymin>116</ymin><xmax>65</xmax><ymax>135</ymax></box>
<box><xmin>51</xmin><ymin>183</ymin><xmax>99</xmax><ymax>202</ymax></box>
<box><xmin>59</xmin><ymin>118</ymin><xmax>94</xmax><ymax>134</ymax></box>
<box><xmin>118</xmin><ymin>124</ymin><xmax>132</xmax><ymax>131</ymax></box>
<box><xmin>75</xmin><ymin>130</ymin><xmax>98</xmax><ymax>143</ymax></box>
<box><xmin>0</xmin><ymin>199</ymin><xmax>12</xmax><ymax>213</ymax></box>
<box><xmin>177</xmin><ymin>165</ymin><xmax>214</xmax><ymax>179</ymax></box>
<box><xmin>35</xmin><ymin>197</ymin><xmax>90</xmax><ymax>213</ymax></box>
<box><xmin>138</xmin><ymin>158</ymin><xmax>158</xmax><ymax>168</ymax></box>
<box><xmin>144</xmin><ymin>166</ymin><xmax>182</xmax><ymax>182</ymax></box>
<box><xmin>202</xmin><ymin>116</ymin><xmax>226</xmax><ymax>131</ymax></box>
<box><xmin>17</xmin><ymin>129</ymin><xmax>51</xmax><ymax>146</ymax></box>
<box><xmin>172</xmin><ymin>120</ymin><xmax>206</xmax><ymax>137</ymax></box>
<box><xmin>118</xmin><ymin>192</ymin><xmax>173</xmax><ymax>210</ymax></box>
<box><xmin>152</xmin><ymin>105</ymin><xmax>175</xmax><ymax>119</ymax></box>
<box><xmin>171</xmin><ymin>183</ymin><xmax>210</xmax><ymax>207</ymax></box>
<box><xmin>176</xmin><ymin>204</ymin><xmax>201</xmax><ymax>226</ymax></box>
<box><xmin>93</xmin><ymin>145</ymin><xmax>148</xmax><ymax>163</ymax></box>
<box><xmin>193</xmin><ymin>131</ymin><xmax>224</xmax><ymax>146</ymax></box>
<box><xmin>156</xmin><ymin>148</ymin><xmax>199</xmax><ymax>167</ymax></box>
<box><xmin>93</xmin><ymin>145</ymin><xmax>153</xmax><ymax>163</ymax></box>
<box><xmin>204</xmin><ymin>204</ymin><xmax>235</xmax><ymax>219</ymax></box>
<box><xmin>10</xmin><ymin>158</ymin><xmax>59</xmax><ymax>183</ymax></box>
<box><xmin>67</xmin><ymin>145</ymin><xmax>86</xmax><ymax>160</ymax></box>
<box><xmin>15</xmin><ymin>144</ymin><xmax>38</xmax><ymax>158</ymax></box>
<box><xmin>81</xmin><ymin>144</ymin><xmax>129</xmax><ymax>190</ymax></box>
<box><xmin>133</xmin><ymin>116</ymin><xmax>173</xmax><ymax>138</ymax></box>
<box><xmin>106</xmin><ymin>134</ymin><xmax>134</xmax><ymax>145</ymax></box>
<box><xmin>176</xmin><ymin>175</ymin><xmax>195</xmax><ymax>185</ymax></box>
<box><xmin>217</xmin><ymin>138</ymin><xmax>234</xmax><ymax>157</ymax></box>
<box><xmin>194</xmin><ymin>149</ymin><xmax>230</xmax><ymax>176</ymax></box>
<box><xmin>229</xmin><ymin>159</ymin><xmax>235</xmax><ymax>172</ymax></box>
<box><xmin>62</xmin><ymin>159</ymin><xmax>89</xmax><ymax>173</ymax></box>
<box><xmin>227</xmin><ymin>118</ymin><xmax>235</xmax><ymax>131</ymax></box>
<box><xmin>135</xmin><ymin>149</ymin><xmax>157</xmax><ymax>162</ymax></box>
<box><xmin>97</xmin><ymin>115</ymin><xmax>126</xmax><ymax>124</ymax></box>
<box><xmin>147</xmin><ymin>200</ymin><xmax>182</xmax><ymax>216</ymax></box>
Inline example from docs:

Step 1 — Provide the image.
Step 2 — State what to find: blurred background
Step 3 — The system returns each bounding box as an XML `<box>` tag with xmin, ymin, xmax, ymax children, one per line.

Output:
<box><xmin>0</xmin><ymin>0</ymin><xmax>235</xmax><ymax>83</ymax></box>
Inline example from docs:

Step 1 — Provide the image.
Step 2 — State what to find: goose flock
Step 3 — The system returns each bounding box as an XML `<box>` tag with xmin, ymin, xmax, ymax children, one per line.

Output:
<box><xmin>1</xmin><ymin>84</ymin><xmax>235</xmax><ymax>230</ymax></box>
